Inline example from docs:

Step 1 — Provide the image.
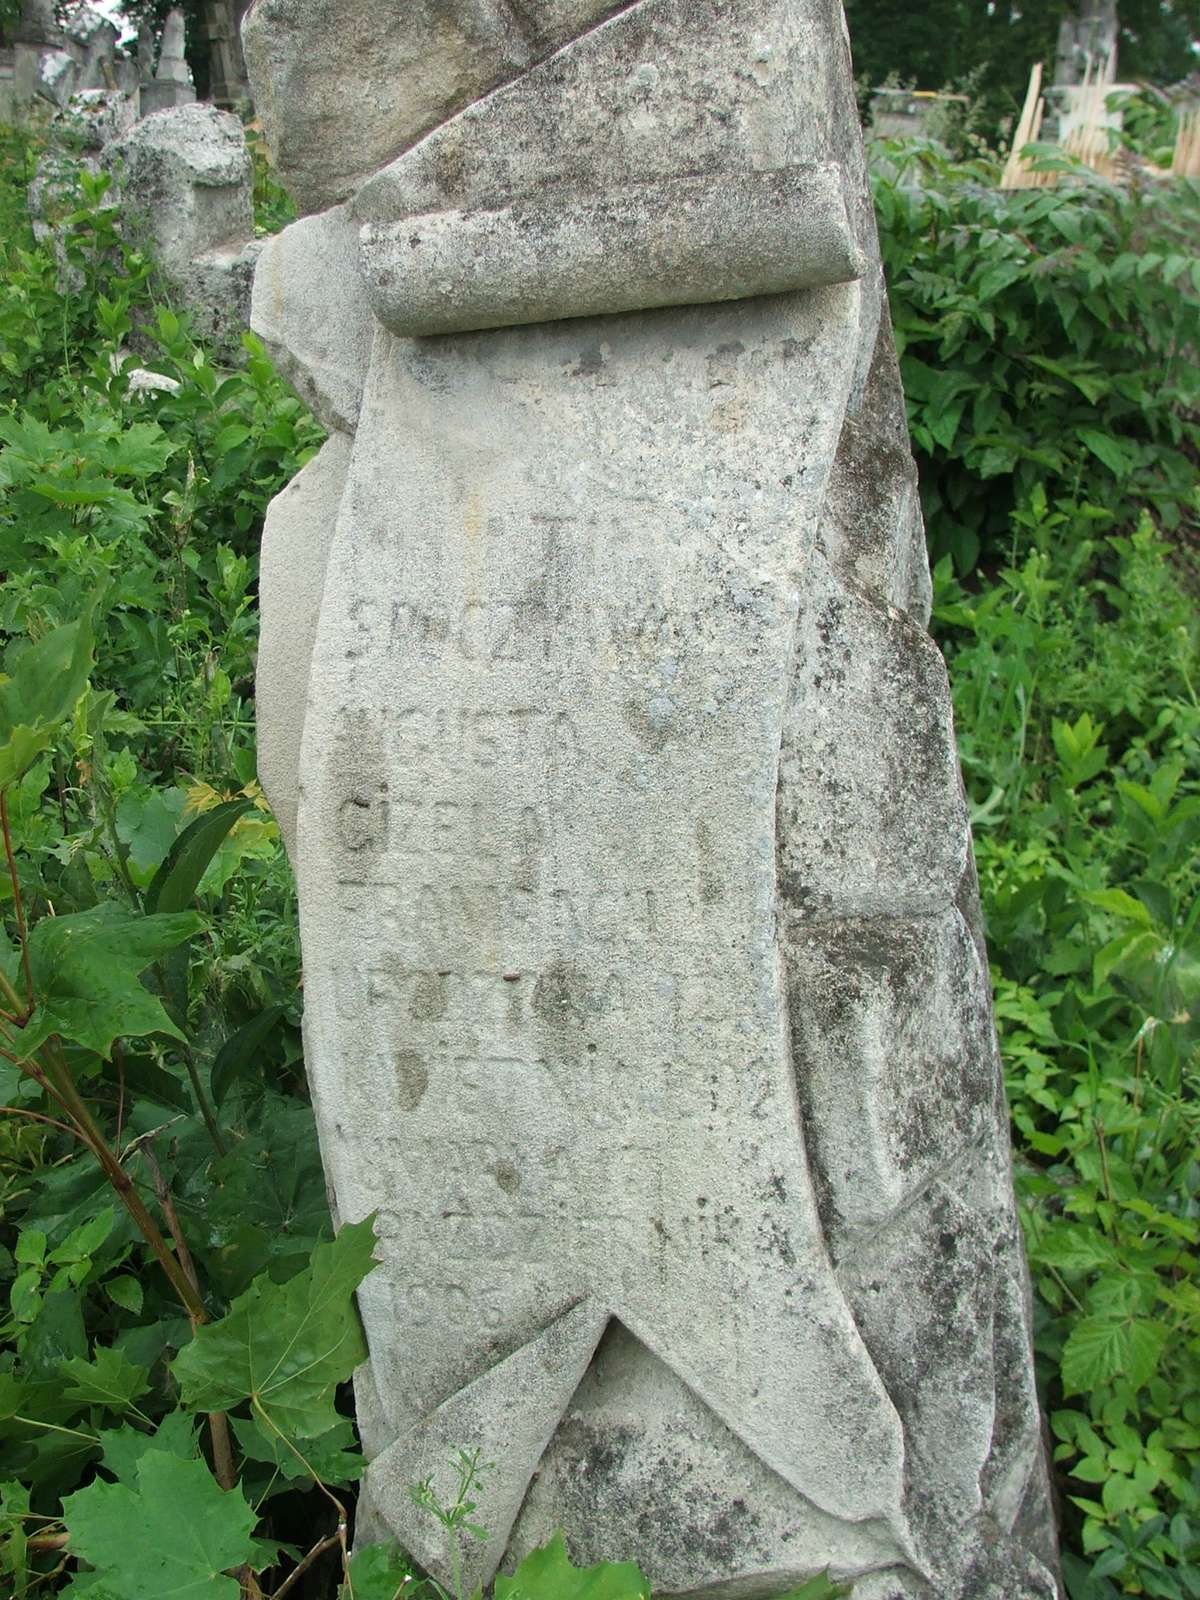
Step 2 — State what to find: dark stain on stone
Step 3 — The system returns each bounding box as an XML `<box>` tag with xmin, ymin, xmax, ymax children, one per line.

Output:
<box><xmin>393</xmin><ymin>1050</ymin><xmax>428</xmax><ymax>1112</ymax></box>
<box><xmin>533</xmin><ymin>960</ymin><xmax>597</xmax><ymax>1029</ymax></box>
<box><xmin>513</xmin><ymin>804</ymin><xmax>546</xmax><ymax>894</ymax></box>
<box><xmin>492</xmin><ymin>1159</ymin><xmax>521</xmax><ymax>1194</ymax></box>
<box><xmin>430</xmin><ymin>134</ymin><xmax>468</xmax><ymax>201</ymax></box>
<box><xmin>694</xmin><ymin>817</ymin><xmax>724</xmax><ymax>904</ymax></box>
<box><xmin>759</xmin><ymin>1217</ymin><xmax>796</xmax><ymax>1267</ymax></box>
<box><xmin>776</xmin><ymin>873</ymin><xmax>832</xmax><ymax>919</ymax></box>
<box><xmin>329</xmin><ymin>713</ymin><xmax>389</xmax><ymax>858</ymax></box>
<box><xmin>572</xmin><ymin>342</ymin><xmax>605</xmax><ymax>377</ymax></box>
<box><xmin>409</xmin><ymin>972</ymin><xmax>447</xmax><ymax>1020</ymax></box>
<box><xmin>623</xmin><ymin>698</ymin><xmax>670</xmax><ymax>753</ymax></box>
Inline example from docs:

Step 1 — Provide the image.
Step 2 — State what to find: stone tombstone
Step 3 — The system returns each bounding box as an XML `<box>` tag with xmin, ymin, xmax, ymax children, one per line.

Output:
<box><xmin>11</xmin><ymin>0</ymin><xmax>61</xmax><ymax>114</ymax></box>
<box><xmin>248</xmin><ymin>2</ymin><xmax>1061</xmax><ymax>1596</ymax></box>
<box><xmin>139</xmin><ymin>8</ymin><xmax>198</xmax><ymax>115</ymax></box>
<box><xmin>105</xmin><ymin>103</ymin><xmax>259</xmax><ymax>357</ymax></box>
<box><xmin>1054</xmin><ymin>0</ymin><xmax>1119</xmax><ymax>86</ymax></box>
<box><xmin>192</xmin><ymin>0</ymin><xmax>252</xmax><ymax>110</ymax></box>
<box><xmin>61</xmin><ymin>4</ymin><xmax>120</xmax><ymax>83</ymax></box>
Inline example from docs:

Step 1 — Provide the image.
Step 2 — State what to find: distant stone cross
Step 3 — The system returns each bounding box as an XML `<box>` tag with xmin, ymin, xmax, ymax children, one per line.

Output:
<box><xmin>246</xmin><ymin>2</ymin><xmax>1061</xmax><ymax>1595</ymax></box>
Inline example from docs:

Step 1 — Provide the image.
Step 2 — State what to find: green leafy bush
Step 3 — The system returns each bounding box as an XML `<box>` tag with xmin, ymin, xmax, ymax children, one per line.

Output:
<box><xmin>875</xmin><ymin>139</ymin><xmax>1199</xmax><ymax>1598</ymax></box>
<box><xmin>934</xmin><ymin>504</ymin><xmax>1199</xmax><ymax>1596</ymax></box>
<box><xmin>0</xmin><ymin>124</ymin><xmax>346</xmax><ymax>1598</ymax></box>
<box><xmin>875</xmin><ymin>140</ymin><xmax>1200</xmax><ymax>574</ymax></box>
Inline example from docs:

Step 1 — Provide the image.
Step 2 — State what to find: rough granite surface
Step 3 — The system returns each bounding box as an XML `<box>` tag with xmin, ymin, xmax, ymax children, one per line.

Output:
<box><xmin>106</xmin><ymin>103</ymin><xmax>259</xmax><ymax>354</ymax></box>
<box><xmin>246</xmin><ymin>1</ymin><xmax>1062</xmax><ymax>1595</ymax></box>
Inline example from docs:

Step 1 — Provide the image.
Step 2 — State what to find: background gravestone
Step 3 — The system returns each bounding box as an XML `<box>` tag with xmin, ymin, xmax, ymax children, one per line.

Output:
<box><xmin>105</xmin><ymin>101</ymin><xmax>260</xmax><ymax>356</ymax></box>
<box><xmin>247</xmin><ymin>2</ymin><xmax>1062</xmax><ymax>1596</ymax></box>
<box><xmin>139</xmin><ymin>8</ymin><xmax>198</xmax><ymax>115</ymax></box>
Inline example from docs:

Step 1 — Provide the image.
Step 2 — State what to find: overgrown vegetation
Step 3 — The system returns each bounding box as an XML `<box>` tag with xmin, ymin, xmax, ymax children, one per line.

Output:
<box><xmin>877</xmin><ymin>144</ymin><xmax>1198</xmax><ymax>1598</ymax></box>
<box><xmin>875</xmin><ymin>140</ymin><xmax>1200</xmax><ymax>575</ymax></box>
<box><xmin>0</xmin><ymin>112</ymin><xmax>1195</xmax><ymax>1599</ymax></box>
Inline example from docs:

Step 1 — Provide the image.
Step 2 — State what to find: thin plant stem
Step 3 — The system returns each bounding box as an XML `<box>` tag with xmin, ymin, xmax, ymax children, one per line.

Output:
<box><xmin>115</xmin><ymin>1041</ymin><xmax>127</xmax><ymax>1149</ymax></box>
<box><xmin>0</xmin><ymin>1105</ymin><xmax>87</xmax><ymax>1142</ymax></box>
<box><xmin>250</xmin><ymin>1399</ymin><xmax>346</xmax><ymax>1519</ymax></box>
<box><xmin>0</xmin><ymin>963</ymin><xmax>25</xmax><ymax>1018</ymax></box>
<box><xmin>37</xmin><ymin>1038</ymin><xmax>207</xmax><ymax>1324</ymax></box>
<box><xmin>13</xmin><ymin>1416</ymin><xmax>99</xmax><ymax>1444</ymax></box>
<box><xmin>1132</xmin><ymin>1025</ymin><xmax>1147</xmax><ymax>1117</ymax></box>
<box><xmin>252</xmin><ymin>1399</ymin><xmax>350</xmax><ymax>1588</ymax></box>
<box><xmin>178</xmin><ymin>1040</ymin><xmax>227</xmax><ymax>1157</ymax></box>
<box><xmin>100</xmin><ymin>788</ymin><xmax>141</xmax><ymax>910</ymax></box>
<box><xmin>27</xmin><ymin>1533</ymin><xmax>69</xmax><ymax>1553</ymax></box>
<box><xmin>1</xmin><ymin>790</ymin><xmax>34</xmax><ymax>1011</ymax></box>
<box><xmin>209</xmin><ymin>1409</ymin><xmax>237</xmax><ymax>1495</ymax></box>
<box><xmin>1093</xmin><ymin>1117</ymin><xmax>1119</xmax><ymax>1240</ymax></box>
<box><xmin>135</xmin><ymin>1136</ymin><xmax>203</xmax><ymax>1309</ymax></box>
<box><xmin>135</xmin><ymin>1135</ymin><xmax>233</xmax><ymax>1486</ymax></box>
<box><xmin>269</xmin><ymin>1532</ymin><xmax>343</xmax><ymax>1600</ymax></box>
<box><xmin>0</xmin><ymin>1042</ymin><xmax>83</xmax><ymax>1129</ymax></box>
<box><xmin>27</xmin><ymin>1559</ymin><xmax>69</xmax><ymax>1594</ymax></box>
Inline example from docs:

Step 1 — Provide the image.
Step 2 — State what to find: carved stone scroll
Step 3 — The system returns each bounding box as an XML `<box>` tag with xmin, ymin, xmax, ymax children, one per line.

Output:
<box><xmin>247</xmin><ymin>2</ymin><xmax>1061</xmax><ymax>1595</ymax></box>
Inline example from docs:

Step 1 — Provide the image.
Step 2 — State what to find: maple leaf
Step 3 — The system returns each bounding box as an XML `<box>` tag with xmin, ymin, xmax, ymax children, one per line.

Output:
<box><xmin>62</xmin><ymin>1451</ymin><xmax>257</xmax><ymax>1600</ymax></box>
<box><xmin>172</xmin><ymin>1215</ymin><xmax>377</xmax><ymax>1442</ymax></box>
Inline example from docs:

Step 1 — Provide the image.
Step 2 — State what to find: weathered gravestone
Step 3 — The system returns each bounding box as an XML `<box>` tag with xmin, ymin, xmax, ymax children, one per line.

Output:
<box><xmin>105</xmin><ymin>103</ymin><xmax>261</xmax><ymax>358</ymax></box>
<box><xmin>139</xmin><ymin>9</ymin><xmax>198</xmax><ymax>117</ymax></box>
<box><xmin>247</xmin><ymin>2</ymin><xmax>1061</xmax><ymax>1595</ymax></box>
<box><xmin>1055</xmin><ymin>0</ymin><xmax>1119</xmax><ymax>86</ymax></box>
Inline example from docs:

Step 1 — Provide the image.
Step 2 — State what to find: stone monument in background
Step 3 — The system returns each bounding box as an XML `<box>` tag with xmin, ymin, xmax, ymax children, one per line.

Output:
<box><xmin>246</xmin><ymin>2</ymin><xmax>1061</xmax><ymax>1595</ymax></box>
<box><xmin>138</xmin><ymin>8</ymin><xmax>197</xmax><ymax>116</ymax></box>
<box><xmin>1055</xmin><ymin>0</ymin><xmax>1119</xmax><ymax>86</ymax></box>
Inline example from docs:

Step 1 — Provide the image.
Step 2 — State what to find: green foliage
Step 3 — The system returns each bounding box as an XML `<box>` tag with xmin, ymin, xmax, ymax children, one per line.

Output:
<box><xmin>62</xmin><ymin>1451</ymin><xmax>259</xmax><ymax>1599</ymax></box>
<box><xmin>339</xmin><ymin>1541</ymin><xmax>421</xmax><ymax>1600</ymax></box>
<box><xmin>0</xmin><ymin>608</ymin><xmax>95</xmax><ymax>790</ymax></box>
<box><xmin>246</xmin><ymin>126</ymin><xmax>298</xmax><ymax>237</ymax></box>
<box><xmin>874</xmin><ymin>141</ymin><xmax>1200</xmax><ymax>574</ymax></box>
<box><xmin>144</xmin><ymin>797</ymin><xmax>256</xmax><ymax>915</ymax></box>
<box><xmin>172</xmin><ymin>1214</ymin><xmax>376</xmax><ymax>1440</ymax></box>
<box><xmin>0</xmin><ymin>122</ymin><xmax>336</xmax><ymax>1599</ymax></box>
<box><xmin>934</xmin><ymin>503</ymin><xmax>1199</xmax><ymax>1596</ymax></box>
<box><xmin>494</xmin><ymin>1532</ymin><xmax>649</xmax><ymax>1600</ymax></box>
<box><xmin>14</xmin><ymin>905</ymin><xmax>203</xmax><ymax>1059</ymax></box>
<box><xmin>1110</xmin><ymin>87</ymin><xmax>1185</xmax><ymax>169</ymax></box>
<box><xmin>60</xmin><ymin>1347</ymin><xmax>150</xmax><ymax>1415</ymax></box>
